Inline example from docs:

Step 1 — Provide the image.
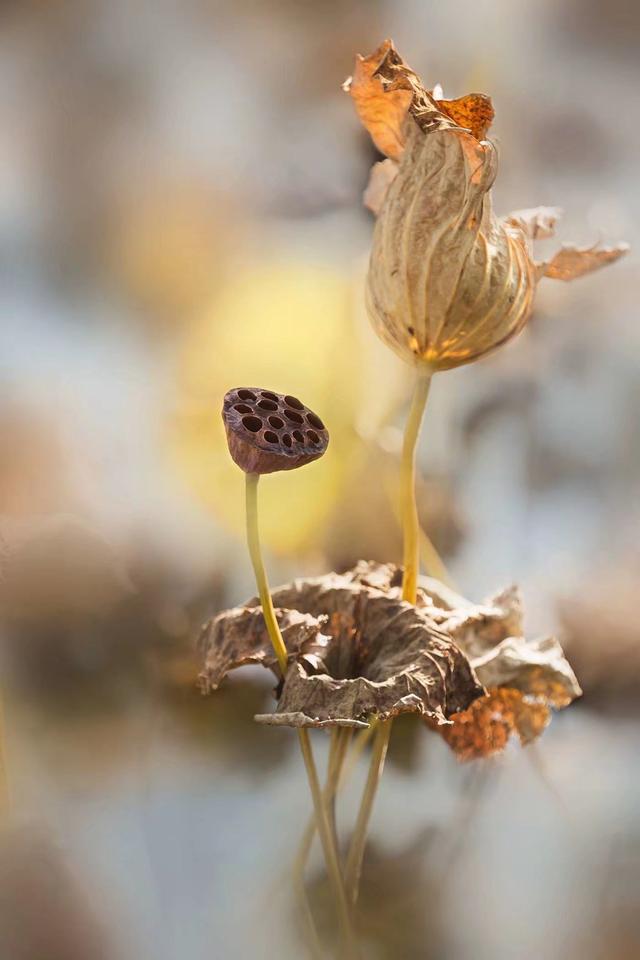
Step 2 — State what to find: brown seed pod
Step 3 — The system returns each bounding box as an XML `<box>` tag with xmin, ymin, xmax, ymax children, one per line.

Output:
<box><xmin>222</xmin><ymin>387</ymin><xmax>329</xmax><ymax>475</ymax></box>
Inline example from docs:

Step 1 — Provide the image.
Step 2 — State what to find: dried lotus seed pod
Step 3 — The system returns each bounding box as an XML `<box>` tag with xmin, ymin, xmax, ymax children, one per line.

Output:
<box><xmin>222</xmin><ymin>387</ymin><xmax>329</xmax><ymax>475</ymax></box>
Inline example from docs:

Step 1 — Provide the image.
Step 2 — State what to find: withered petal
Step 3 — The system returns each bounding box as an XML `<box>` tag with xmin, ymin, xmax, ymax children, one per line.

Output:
<box><xmin>343</xmin><ymin>39</ymin><xmax>413</xmax><ymax>160</ymax></box>
<box><xmin>538</xmin><ymin>241</ymin><xmax>630</xmax><ymax>281</ymax></box>
<box><xmin>437</xmin><ymin>584</ymin><xmax>524</xmax><ymax>658</ymax></box>
<box><xmin>505</xmin><ymin>206</ymin><xmax>563</xmax><ymax>240</ymax></box>
<box><xmin>344</xmin><ymin>39</ymin><xmax>494</xmax><ymax>161</ymax></box>
<box><xmin>469</xmin><ymin>634</ymin><xmax>581</xmax><ymax>706</ymax></box>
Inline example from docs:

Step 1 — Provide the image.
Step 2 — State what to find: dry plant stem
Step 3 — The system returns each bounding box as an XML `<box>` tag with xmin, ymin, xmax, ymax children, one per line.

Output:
<box><xmin>340</xmin><ymin>719</ymin><xmax>377</xmax><ymax>783</ymax></box>
<box><xmin>245</xmin><ymin>473</ymin><xmax>359</xmax><ymax>959</ymax></box>
<box><xmin>400</xmin><ymin>371</ymin><xmax>432</xmax><ymax>603</ymax></box>
<box><xmin>293</xmin><ymin>730</ymin><xmax>351</xmax><ymax>960</ymax></box>
<box><xmin>344</xmin><ymin>720</ymin><xmax>390</xmax><ymax>904</ymax></box>
<box><xmin>345</xmin><ymin>372</ymin><xmax>432</xmax><ymax>906</ymax></box>
<box><xmin>327</xmin><ymin>728</ymin><xmax>351</xmax><ymax>843</ymax></box>
<box><xmin>297</xmin><ymin>728</ymin><xmax>360</xmax><ymax>960</ymax></box>
<box><xmin>295</xmin><ymin>723</ymin><xmax>370</xmax><ymax>889</ymax></box>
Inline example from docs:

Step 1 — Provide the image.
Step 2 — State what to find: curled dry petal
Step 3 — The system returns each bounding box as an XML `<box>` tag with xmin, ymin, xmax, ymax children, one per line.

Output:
<box><xmin>343</xmin><ymin>40</ymin><xmax>413</xmax><ymax>160</ymax></box>
<box><xmin>345</xmin><ymin>40</ymin><xmax>628</xmax><ymax>371</ymax></box>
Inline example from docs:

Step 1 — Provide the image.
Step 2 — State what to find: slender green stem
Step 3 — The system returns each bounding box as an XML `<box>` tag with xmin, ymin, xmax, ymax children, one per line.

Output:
<box><xmin>345</xmin><ymin>371</ymin><xmax>432</xmax><ymax>906</ymax></box>
<box><xmin>400</xmin><ymin>372</ymin><xmax>432</xmax><ymax>603</ymax></box>
<box><xmin>344</xmin><ymin>720</ymin><xmax>390</xmax><ymax>904</ymax></box>
<box><xmin>244</xmin><ymin>472</ymin><xmax>359</xmax><ymax>958</ymax></box>
<box><xmin>245</xmin><ymin>472</ymin><xmax>288</xmax><ymax>673</ymax></box>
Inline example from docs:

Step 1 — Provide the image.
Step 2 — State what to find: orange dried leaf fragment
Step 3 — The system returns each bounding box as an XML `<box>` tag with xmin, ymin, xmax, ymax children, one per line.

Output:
<box><xmin>437</xmin><ymin>93</ymin><xmax>495</xmax><ymax>141</ymax></box>
<box><xmin>343</xmin><ymin>39</ymin><xmax>494</xmax><ymax>161</ymax></box>
<box><xmin>438</xmin><ymin>687</ymin><xmax>551</xmax><ymax>761</ymax></box>
<box><xmin>343</xmin><ymin>39</ymin><xmax>413</xmax><ymax>160</ymax></box>
<box><xmin>538</xmin><ymin>241</ymin><xmax>630</xmax><ymax>281</ymax></box>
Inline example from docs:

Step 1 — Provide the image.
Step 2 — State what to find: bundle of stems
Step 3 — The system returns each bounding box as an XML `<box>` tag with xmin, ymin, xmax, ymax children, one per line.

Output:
<box><xmin>241</xmin><ymin>373</ymin><xmax>432</xmax><ymax>956</ymax></box>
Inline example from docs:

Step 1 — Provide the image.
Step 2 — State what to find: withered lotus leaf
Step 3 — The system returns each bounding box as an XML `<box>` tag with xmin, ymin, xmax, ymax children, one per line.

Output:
<box><xmin>199</xmin><ymin>567</ymin><xmax>484</xmax><ymax>728</ymax></box>
<box><xmin>344</xmin><ymin>40</ymin><xmax>629</xmax><ymax>371</ymax></box>
<box><xmin>197</xmin><ymin>561</ymin><xmax>580</xmax><ymax>753</ymax></box>
<box><xmin>255</xmin><ymin>575</ymin><xmax>484</xmax><ymax>728</ymax></box>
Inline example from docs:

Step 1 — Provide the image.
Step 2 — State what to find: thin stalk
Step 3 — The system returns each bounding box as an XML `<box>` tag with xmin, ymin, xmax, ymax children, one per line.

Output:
<box><xmin>345</xmin><ymin>371</ymin><xmax>432</xmax><ymax>906</ymax></box>
<box><xmin>298</xmin><ymin>728</ymin><xmax>359</xmax><ymax>959</ymax></box>
<box><xmin>244</xmin><ymin>473</ymin><xmax>359</xmax><ymax>959</ymax></box>
<box><xmin>337</xmin><ymin>722</ymin><xmax>376</xmax><ymax>796</ymax></box>
<box><xmin>293</xmin><ymin>732</ymin><xmax>340</xmax><ymax>959</ymax></box>
<box><xmin>295</xmin><ymin>728</ymin><xmax>352</xmax><ymax>877</ymax></box>
<box><xmin>245</xmin><ymin>472</ymin><xmax>288</xmax><ymax>673</ymax></box>
<box><xmin>400</xmin><ymin>372</ymin><xmax>432</xmax><ymax>604</ymax></box>
<box><xmin>293</xmin><ymin>721</ymin><xmax>375</xmax><ymax>907</ymax></box>
<box><xmin>326</xmin><ymin>728</ymin><xmax>351</xmax><ymax>847</ymax></box>
<box><xmin>344</xmin><ymin>720</ymin><xmax>390</xmax><ymax>904</ymax></box>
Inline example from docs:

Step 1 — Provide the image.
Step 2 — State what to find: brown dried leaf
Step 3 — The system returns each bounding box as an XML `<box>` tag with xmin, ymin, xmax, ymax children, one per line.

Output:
<box><xmin>198</xmin><ymin>606</ymin><xmax>329</xmax><ymax>692</ymax></box>
<box><xmin>256</xmin><ymin>580</ymin><xmax>483</xmax><ymax>728</ymax></box>
<box><xmin>346</xmin><ymin>40</ymin><xmax>628</xmax><ymax>371</ymax></box>
<box><xmin>538</xmin><ymin>241</ymin><xmax>630</xmax><ymax>281</ymax></box>
<box><xmin>437</xmin><ymin>585</ymin><xmax>525</xmax><ymax>657</ymax></box>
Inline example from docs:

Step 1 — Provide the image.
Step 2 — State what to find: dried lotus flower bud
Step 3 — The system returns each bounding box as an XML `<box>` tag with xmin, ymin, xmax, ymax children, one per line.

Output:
<box><xmin>222</xmin><ymin>387</ymin><xmax>329</xmax><ymax>474</ymax></box>
<box><xmin>344</xmin><ymin>40</ymin><xmax>629</xmax><ymax>372</ymax></box>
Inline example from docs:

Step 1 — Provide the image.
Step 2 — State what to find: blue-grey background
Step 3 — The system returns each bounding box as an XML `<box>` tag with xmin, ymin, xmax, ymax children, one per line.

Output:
<box><xmin>0</xmin><ymin>1</ymin><xmax>638</xmax><ymax>957</ymax></box>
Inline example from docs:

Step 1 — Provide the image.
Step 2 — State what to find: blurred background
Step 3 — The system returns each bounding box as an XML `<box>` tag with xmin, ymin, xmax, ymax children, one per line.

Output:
<box><xmin>0</xmin><ymin>0</ymin><xmax>638</xmax><ymax>957</ymax></box>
